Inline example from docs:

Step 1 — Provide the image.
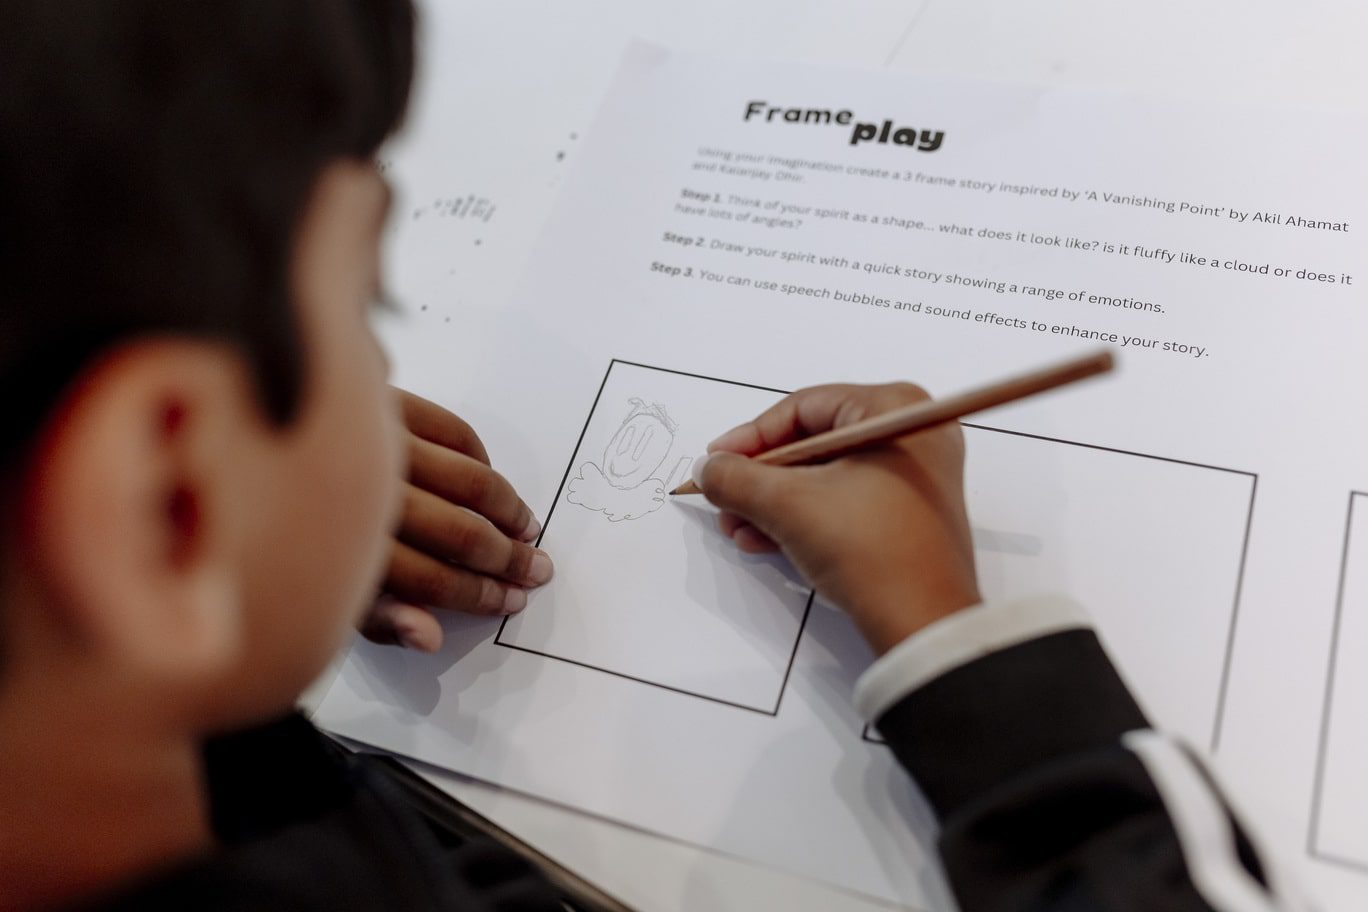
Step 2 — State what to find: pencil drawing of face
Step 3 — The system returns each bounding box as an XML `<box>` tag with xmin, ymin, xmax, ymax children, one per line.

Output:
<box><xmin>567</xmin><ymin>398</ymin><xmax>692</xmax><ymax>522</ymax></box>
<box><xmin>604</xmin><ymin>398</ymin><xmax>675</xmax><ymax>487</ymax></box>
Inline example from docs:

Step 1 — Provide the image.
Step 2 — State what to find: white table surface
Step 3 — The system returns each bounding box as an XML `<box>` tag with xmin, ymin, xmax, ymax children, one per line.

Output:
<box><xmin>308</xmin><ymin>2</ymin><xmax>1368</xmax><ymax>909</ymax></box>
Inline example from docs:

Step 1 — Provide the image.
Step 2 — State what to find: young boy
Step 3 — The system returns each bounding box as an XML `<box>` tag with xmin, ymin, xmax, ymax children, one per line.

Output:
<box><xmin>0</xmin><ymin>2</ymin><xmax>1302</xmax><ymax>910</ymax></box>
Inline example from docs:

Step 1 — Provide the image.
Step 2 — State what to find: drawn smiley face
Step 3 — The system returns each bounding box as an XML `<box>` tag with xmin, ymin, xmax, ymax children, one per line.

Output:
<box><xmin>602</xmin><ymin>398</ymin><xmax>677</xmax><ymax>489</ymax></box>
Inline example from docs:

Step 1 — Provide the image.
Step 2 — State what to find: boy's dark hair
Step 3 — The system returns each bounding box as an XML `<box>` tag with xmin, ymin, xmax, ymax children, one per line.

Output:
<box><xmin>0</xmin><ymin>0</ymin><xmax>415</xmax><ymax>473</ymax></box>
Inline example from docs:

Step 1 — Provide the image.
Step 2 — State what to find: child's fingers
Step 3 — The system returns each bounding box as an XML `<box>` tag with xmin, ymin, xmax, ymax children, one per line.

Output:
<box><xmin>695</xmin><ymin>452</ymin><xmax>808</xmax><ymax>540</ymax></box>
<box><xmin>718</xmin><ymin>510</ymin><xmax>746</xmax><ymax>538</ymax></box>
<box><xmin>707</xmin><ymin>384</ymin><xmax>868</xmax><ymax>455</ymax></box>
<box><xmin>408</xmin><ymin>436</ymin><xmax>540</xmax><ymax>541</ymax></box>
<box><xmin>384</xmin><ymin>541</ymin><xmax>530</xmax><ymax>616</ymax></box>
<box><xmin>361</xmin><ymin>597</ymin><xmax>444</xmax><ymax>652</ymax></box>
<box><xmin>718</xmin><ymin>511</ymin><xmax>779</xmax><ymax>552</ymax></box>
<box><xmin>397</xmin><ymin>485</ymin><xmax>554</xmax><ymax>587</ymax></box>
<box><xmin>708</xmin><ymin>383</ymin><xmax>933</xmax><ymax>455</ymax></box>
<box><xmin>732</xmin><ymin>522</ymin><xmax>779</xmax><ymax>553</ymax></box>
<box><xmin>396</xmin><ymin>387</ymin><xmax>491</xmax><ymax>465</ymax></box>
<box><xmin>733</xmin><ymin>524</ymin><xmax>779</xmax><ymax>553</ymax></box>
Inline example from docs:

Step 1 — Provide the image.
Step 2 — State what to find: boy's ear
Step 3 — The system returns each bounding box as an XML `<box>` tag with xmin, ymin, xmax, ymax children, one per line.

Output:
<box><xmin>20</xmin><ymin>339</ymin><xmax>262</xmax><ymax>690</ymax></box>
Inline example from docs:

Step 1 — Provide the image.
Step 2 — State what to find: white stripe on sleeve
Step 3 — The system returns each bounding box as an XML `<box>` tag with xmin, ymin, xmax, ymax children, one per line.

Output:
<box><xmin>853</xmin><ymin>594</ymin><xmax>1090</xmax><ymax>722</ymax></box>
<box><xmin>1123</xmin><ymin>731</ymin><xmax>1310</xmax><ymax>912</ymax></box>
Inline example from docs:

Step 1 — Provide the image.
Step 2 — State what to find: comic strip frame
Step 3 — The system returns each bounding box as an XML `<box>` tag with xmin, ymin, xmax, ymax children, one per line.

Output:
<box><xmin>495</xmin><ymin>359</ymin><xmax>815</xmax><ymax>716</ymax></box>
<box><xmin>499</xmin><ymin>359</ymin><xmax>1257</xmax><ymax>743</ymax></box>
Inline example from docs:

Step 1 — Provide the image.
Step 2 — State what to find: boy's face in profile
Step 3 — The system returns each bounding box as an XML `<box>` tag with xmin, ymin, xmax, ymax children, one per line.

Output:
<box><xmin>225</xmin><ymin>161</ymin><xmax>404</xmax><ymax>715</ymax></box>
<box><xmin>10</xmin><ymin>160</ymin><xmax>404</xmax><ymax>731</ymax></box>
<box><xmin>0</xmin><ymin>158</ymin><xmax>408</xmax><ymax>911</ymax></box>
<box><xmin>0</xmin><ymin>1</ymin><xmax>421</xmax><ymax>904</ymax></box>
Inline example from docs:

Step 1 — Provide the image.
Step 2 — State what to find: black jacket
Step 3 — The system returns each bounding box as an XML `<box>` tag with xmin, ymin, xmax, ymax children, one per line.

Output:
<box><xmin>79</xmin><ymin>714</ymin><xmax>562</xmax><ymax>911</ymax></box>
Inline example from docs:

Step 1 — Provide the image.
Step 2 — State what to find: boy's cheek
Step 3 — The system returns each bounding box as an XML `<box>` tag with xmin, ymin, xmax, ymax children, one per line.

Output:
<box><xmin>382</xmin><ymin>389</ymin><xmax>407</xmax><ymax>526</ymax></box>
<box><xmin>352</xmin><ymin>371</ymin><xmax>406</xmax><ymax>579</ymax></box>
<box><xmin>336</xmin><ymin>401</ymin><xmax>405</xmax><ymax>633</ymax></box>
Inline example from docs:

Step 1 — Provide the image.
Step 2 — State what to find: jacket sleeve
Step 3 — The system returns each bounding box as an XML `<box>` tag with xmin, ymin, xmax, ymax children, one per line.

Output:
<box><xmin>857</xmin><ymin>598</ymin><xmax>1307</xmax><ymax>912</ymax></box>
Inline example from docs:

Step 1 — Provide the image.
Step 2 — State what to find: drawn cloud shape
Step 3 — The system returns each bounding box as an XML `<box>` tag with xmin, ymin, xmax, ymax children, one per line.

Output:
<box><xmin>567</xmin><ymin>462</ymin><xmax>666</xmax><ymax>522</ymax></box>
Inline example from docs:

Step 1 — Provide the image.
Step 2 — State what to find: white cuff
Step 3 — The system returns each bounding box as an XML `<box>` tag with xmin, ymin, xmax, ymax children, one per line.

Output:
<box><xmin>853</xmin><ymin>594</ymin><xmax>1093</xmax><ymax>722</ymax></box>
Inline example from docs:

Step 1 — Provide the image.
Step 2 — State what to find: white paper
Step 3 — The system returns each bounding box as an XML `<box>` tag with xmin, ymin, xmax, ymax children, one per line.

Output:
<box><xmin>319</xmin><ymin>43</ymin><xmax>1368</xmax><ymax>908</ymax></box>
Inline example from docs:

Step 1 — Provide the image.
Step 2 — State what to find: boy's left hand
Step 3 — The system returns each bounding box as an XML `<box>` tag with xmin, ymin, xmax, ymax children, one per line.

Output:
<box><xmin>361</xmin><ymin>389</ymin><xmax>553</xmax><ymax>652</ymax></box>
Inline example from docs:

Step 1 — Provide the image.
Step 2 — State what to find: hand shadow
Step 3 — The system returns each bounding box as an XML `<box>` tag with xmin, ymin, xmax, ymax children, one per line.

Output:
<box><xmin>349</xmin><ymin>610</ymin><xmax>499</xmax><ymax>717</ymax></box>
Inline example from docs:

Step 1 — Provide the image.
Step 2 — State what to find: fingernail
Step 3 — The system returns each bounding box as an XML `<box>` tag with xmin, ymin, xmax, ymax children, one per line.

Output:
<box><xmin>526</xmin><ymin>550</ymin><xmax>554</xmax><ymax>585</ymax></box>
<box><xmin>708</xmin><ymin>426</ymin><xmax>749</xmax><ymax>451</ymax></box>
<box><xmin>397</xmin><ymin>627</ymin><xmax>436</xmax><ymax>653</ymax></box>
<box><xmin>690</xmin><ymin>452</ymin><xmax>712</xmax><ymax>489</ymax></box>
<box><xmin>519</xmin><ymin>516</ymin><xmax>542</xmax><ymax>542</ymax></box>
<box><xmin>502</xmin><ymin>587</ymin><xmax>528</xmax><ymax>615</ymax></box>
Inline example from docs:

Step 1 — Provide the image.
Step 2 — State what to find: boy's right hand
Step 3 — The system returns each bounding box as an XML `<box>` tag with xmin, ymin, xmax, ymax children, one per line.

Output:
<box><xmin>694</xmin><ymin>383</ymin><xmax>981</xmax><ymax>656</ymax></box>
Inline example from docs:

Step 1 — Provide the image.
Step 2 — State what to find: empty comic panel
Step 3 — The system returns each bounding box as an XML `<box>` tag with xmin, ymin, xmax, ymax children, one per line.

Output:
<box><xmin>963</xmin><ymin>425</ymin><xmax>1252</xmax><ymax>746</ymax></box>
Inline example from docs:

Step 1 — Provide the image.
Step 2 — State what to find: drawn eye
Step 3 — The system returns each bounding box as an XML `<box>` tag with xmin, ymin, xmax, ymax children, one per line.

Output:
<box><xmin>632</xmin><ymin>426</ymin><xmax>655</xmax><ymax>461</ymax></box>
<box><xmin>603</xmin><ymin>405</ymin><xmax>675</xmax><ymax>489</ymax></box>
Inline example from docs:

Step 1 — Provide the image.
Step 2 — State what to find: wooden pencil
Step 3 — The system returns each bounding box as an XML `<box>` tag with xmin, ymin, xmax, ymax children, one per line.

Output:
<box><xmin>670</xmin><ymin>349</ymin><xmax>1115</xmax><ymax>496</ymax></box>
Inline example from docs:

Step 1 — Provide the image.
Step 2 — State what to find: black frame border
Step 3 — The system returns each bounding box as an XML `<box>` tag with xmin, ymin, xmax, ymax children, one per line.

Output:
<box><xmin>498</xmin><ymin>358</ymin><xmax>1257</xmax><ymax>743</ymax></box>
<box><xmin>1309</xmin><ymin>490</ymin><xmax>1368</xmax><ymax>872</ymax></box>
